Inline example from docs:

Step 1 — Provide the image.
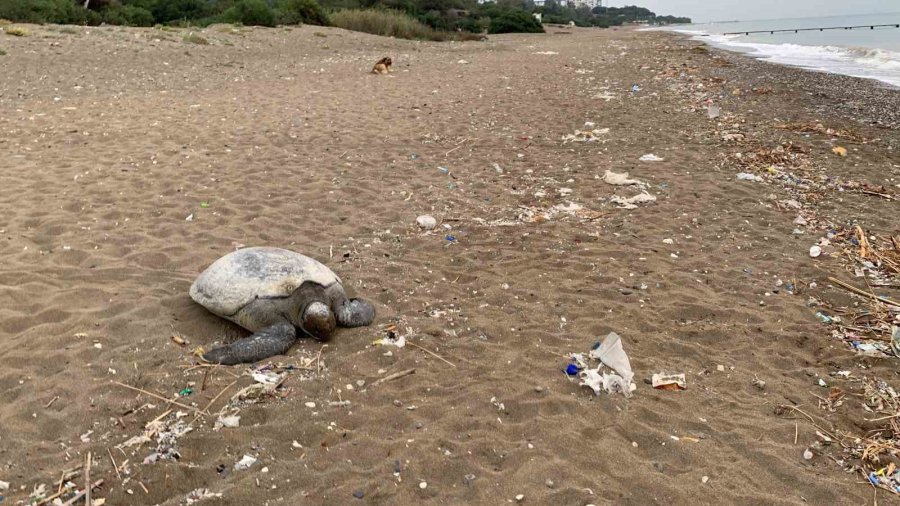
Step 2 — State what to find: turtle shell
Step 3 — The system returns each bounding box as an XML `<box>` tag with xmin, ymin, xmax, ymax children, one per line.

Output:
<box><xmin>190</xmin><ymin>247</ymin><xmax>341</xmax><ymax>318</ymax></box>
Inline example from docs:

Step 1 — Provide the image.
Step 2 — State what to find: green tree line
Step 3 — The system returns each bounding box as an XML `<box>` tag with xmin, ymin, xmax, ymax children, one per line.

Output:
<box><xmin>0</xmin><ymin>0</ymin><xmax>687</xmax><ymax>35</ymax></box>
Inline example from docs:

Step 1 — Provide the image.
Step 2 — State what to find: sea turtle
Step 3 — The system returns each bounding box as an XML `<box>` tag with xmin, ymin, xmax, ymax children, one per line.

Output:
<box><xmin>190</xmin><ymin>247</ymin><xmax>375</xmax><ymax>365</ymax></box>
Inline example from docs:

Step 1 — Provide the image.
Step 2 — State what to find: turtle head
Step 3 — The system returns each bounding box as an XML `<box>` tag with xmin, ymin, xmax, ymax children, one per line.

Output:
<box><xmin>300</xmin><ymin>301</ymin><xmax>336</xmax><ymax>341</ymax></box>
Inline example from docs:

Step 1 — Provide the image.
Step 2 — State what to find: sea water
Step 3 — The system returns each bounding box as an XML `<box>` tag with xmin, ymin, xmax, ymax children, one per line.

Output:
<box><xmin>668</xmin><ymin>13</ymin><xmax>900</xmax><ymax>87</ymax></box>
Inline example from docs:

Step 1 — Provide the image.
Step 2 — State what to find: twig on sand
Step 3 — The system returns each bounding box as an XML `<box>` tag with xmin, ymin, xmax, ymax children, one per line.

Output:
<box><xmin>107</xmin><ymin>447</ymin><xmax>121</xmax><ymax>480</ymax></box>
<box><xmin>406</xmin><ymin>341</ymin><xmax>457</xmax><ymax>368</ymax></box>
<box><xmin>777</xmin><ymin>404</ymin><xmax>846</xmax><ymax>448</ymax></box>
<box><xmin>45</xmin><ymin>395</ymin><xmax>59</xmax><ymax>408</ymax></box>
<box><xmin>84</xmin><ymin>451</ymin><xmax>91</xmax><ymax>506</ymax></box>
<box><xmin>372</xmin><ymin>368</ymin><xmax>416</xmax><ymax>386</ymax></box>
<box><xmin>192</xmin><ymin>379</ymin><xmax>240</xmax><ymax>424</ymax></box>
<box><xmin>794</xmin><ymin>423</ymin><xmax>798</xmax><ymax>445</ymax></box>
<box><xmin>828</xmin><ymin>277</ymin><xmax>900</xmax><ymax>308</ymax></box>
<box><xmin>111</xmin><ymin>381</ymin><xmax>201</xmax><ymax>414</ymax></box>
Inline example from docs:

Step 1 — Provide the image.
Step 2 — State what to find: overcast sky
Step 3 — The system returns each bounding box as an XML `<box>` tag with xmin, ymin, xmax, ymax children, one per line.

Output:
<box><xmin>605</xmin><ymin>0</ymin><xmax>899</xmax><ymax>23</ymax></box>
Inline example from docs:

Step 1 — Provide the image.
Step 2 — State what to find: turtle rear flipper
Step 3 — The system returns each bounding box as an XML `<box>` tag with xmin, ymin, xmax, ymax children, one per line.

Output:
<box><xmin>203</xmin><ymin>322</ymin><xmax>297</xmax><ymax>365</ymax></box>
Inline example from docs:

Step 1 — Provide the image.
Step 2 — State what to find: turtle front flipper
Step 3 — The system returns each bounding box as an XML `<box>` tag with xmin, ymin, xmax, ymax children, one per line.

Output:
<box><xmin>203</xmin><ymin>322</ymin><xmax>298</xmax><ymax>365</ymax></box>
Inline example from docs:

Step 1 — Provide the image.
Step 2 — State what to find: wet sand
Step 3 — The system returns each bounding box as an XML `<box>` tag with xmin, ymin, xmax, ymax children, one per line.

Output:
<box><xmin>0</xmin><ymin>22</ymin><xmax>898</xmax><ymax>505</ymax></box>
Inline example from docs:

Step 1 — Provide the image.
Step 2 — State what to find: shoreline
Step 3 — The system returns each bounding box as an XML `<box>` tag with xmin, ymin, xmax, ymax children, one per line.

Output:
<box><xmin>664</xmin><ymin>29</ymin><xmax>900</xmax><ymax>128</ymax></box>
<box><xmin>663</xmin><ymin>25</ymin><xmax>900</xmax><ymax>91</ymax></box>
<box><xmin>0</xmin><ymin>23</ymin><xmax>898</xmax><ymax>505</ymax></box>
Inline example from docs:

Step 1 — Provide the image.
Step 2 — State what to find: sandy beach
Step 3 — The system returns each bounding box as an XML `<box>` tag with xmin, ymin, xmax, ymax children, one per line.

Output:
<box><xmin>1</xmin><ymin>22</ymin><xmax>899</xmax><ymax>505</ymax></box>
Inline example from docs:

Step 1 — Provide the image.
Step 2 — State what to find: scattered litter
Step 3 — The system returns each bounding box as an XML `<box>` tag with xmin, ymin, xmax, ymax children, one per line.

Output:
<box><xmin>373</xmin><ymin>331</ymin><xmax>406</xmax><ymax>347</ymax></box>
<box><xmin>457</xmin><ymin>59</ymin><xmax>469</xmax><ymax>64</ymax></box>
<box><xmin>832</xmin><ymin>146</ymin><xmax>848</xmax><ymax>157</ymax></box>
<box><xmin>639</xmin><ymin>154</ymin><xmax>664</xmax><ymax>162</ymax></box>
<box><xmin>736</xmin><ymin>172</ymin><xmax>763</xmax><ymax>182</ymax></box>
<box><xmin>416</xmin><ymin>215</ymin><xmax>437</xmax><ymax>230</ymax></box>
<box><xmin>809</xmin><ymin>245</ymin><xmax>822</xmax><ymax>258</ymax></box>
<box><xmin>186</xmin><ymin>488</ymin><xmax>222</xmax><ymax>503</ymax></box>
<box><xmin>562</xmin><ymin>123</ymin><xmax>610</xmax><ymax>143</ymax></box>
<box><xmin>0</xmin><ymin>481</ymin><xmax>8</xmax><ymax>491</ymax></box>
<box><xmin>707</xmin><ymin>105</ymin><xmax>720</xmax><ymax>119</ymax></box>
<box><xmin>815</xmin><ymin>312</ymin><xmax>833</xmax><ymax>324</ymax></box>
<box><xmin>610</xmin><ymin>192</ymin><xmax>656</xmax><ymax>209</ymax></box>
<box><xmin>573</xmin><ymin>332</ymin><xmax>636</xmax><ymax>397</ymax></box>
<box><xmin>651</xmin><ymin>373</ymin><xmax>686</xmax><ymax>391</ymax></box>
<box><xmin>234</xmin><ymin>454</ymin><xmax>257</xmax><ymax>471</ymax></box>
<box><xmin>631</xmin><ymin>84</ymin><xmax>642</xmax><ymax>92</ymax></box>
<box><xmin>662</xmin><ymin>238</ymin><xmax>674</xmax><ymax>245</ymax></box>
<box><xmin>185</xmin><ymin>213</ymin><xmax>194</xmax><ymax>221</ymax></box>
<box><xmin>803</xmin><ymin>448</ymin><xmax>814</xmax><ymax>460</ymax></box>
<box><xmin>532</xmin><ymin>51</ymin><xmax>558</xmax><ymax>55</ymax></box>
<box><xmin>602</xmin><ymin>170</ymin><xmax>646</xmax><ymax>187</ymax></box>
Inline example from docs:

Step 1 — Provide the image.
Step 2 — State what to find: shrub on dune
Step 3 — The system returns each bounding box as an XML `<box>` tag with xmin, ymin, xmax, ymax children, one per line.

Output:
<box><xmin>329</xmin><ymin>8</ymin><xmax>449</xmax><ymax>41</ymax></box>
<box><xmin>220</xmin><ymin>0</ymin><xmax>277</xmax><ymax>27</ymax></box>
<box><xmin>487</xmin><ymin>10</ymin><xmax>543</xmax><ymax>34</ymax></box>
<box><xmin>276</xmin><ymin>0</ymin><xmax>329</xmax><ymax>26</ymax></box>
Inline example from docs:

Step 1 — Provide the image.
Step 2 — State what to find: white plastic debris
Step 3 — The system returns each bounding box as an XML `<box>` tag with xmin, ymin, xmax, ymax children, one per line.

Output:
<box><xmin>579</xmin><ymin>332</ymin><xmax>636</xmax><ymax>397</ymax></box>
<box><xmin>662</xmin><ymin>238</ymin><xmax>674</xmax><ymax>245</ymax></box>
<box><xmin>416</xmin><ymin>215</ymin><xmax>437</xmax><ymax>230</ymax></box>
<box><xmin>562</xmin><ymin>126</ymin><xmax>610</xmax><ymax>143</ymax></box>
<box><xmin>809</xmin><ymin>245</ymin><xmax>822</xmax><ymax>258</ymax></box>
<box><xmin>580</xmin><ymin>369</ymin><xmax>633</xmax><ymax>397</ymax></box>
<box><xmin>639</xmin><ymin>154</ymin><xmax>664</xmax><ymax>162</ymax></box>
<box><xmin>186</xmin><ymin>488</ymin><xmax>223</xmax><ymax>504</ymax></box>
<box><xmin>707</xmin><ymin>105</ymin><xmax>720</xmax><ymax>119</ymax></box>
<box><xmin>185</xmin><ymin>213</ymin><xmax>194</xmax><ymax>221</ymax></box>
<box><xmin>602</xmin><ymin>170</ymin><xmax>646</xmax><ymax>187</ymax></box>
<box><xmin>252</xmin><ymin>371</ymin><xmax>282</xmax><ymax>385</ymax></box>
<box><xmin>610</xmin><ymin>192</ymin><xmax>656</xmax><ymax>209</ymax></box>
<box><xmin>234</xmin><ymin>454</ymin><xmax>257</xmax><ymax>471</ymax></box>
<box><xmin>803</xmin><ymin>448</ymin><xmax>814</xmax><ymax>460</ymax></box>
<box><xmin>736</xmin><ymin>172</ymin><xmax>763</xmax><ymax>182</ymax></box>
<box><xmin>215</xmin><ymin>415</ymin><xmax>241</xmax><ymax>429</ymax></box>
<box><xmin>590</xmin><ymin>332</ymin><xmax>634</xmax><ymax>384</ymax></box>
<box><xmin>0</xmin><ymin>480</ymin><xmax>9</xmax><ymax>491</ymax></box>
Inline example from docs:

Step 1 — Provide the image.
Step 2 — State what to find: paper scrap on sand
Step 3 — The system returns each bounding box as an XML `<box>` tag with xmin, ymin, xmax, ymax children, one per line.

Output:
<box><xmin>611</xmin><ymin>192</ymin><xmax>656</xmax><ymax>209</ymax></box>
<box><xmin>603</xmin><ymin>170</ymin><xmax>647</xmax><ymax>187</ymax></box>
<box><xmin>639</xmin><ymin>154</ymin><xmax>664</xmax><ymax>162</ymax></box>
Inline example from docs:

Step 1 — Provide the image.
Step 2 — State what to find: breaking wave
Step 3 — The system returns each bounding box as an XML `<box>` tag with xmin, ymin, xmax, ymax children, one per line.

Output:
<box><xmin>672</xmin><ymin>28</ymin><xmax>900</xmax><ymax>87</ymax></box>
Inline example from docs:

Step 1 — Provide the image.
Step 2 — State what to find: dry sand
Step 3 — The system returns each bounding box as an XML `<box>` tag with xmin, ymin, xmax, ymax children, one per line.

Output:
<box><xmin>1</xmin><ymin>22</ymin><xmax>899</xmax><ymax>505</ymax></box>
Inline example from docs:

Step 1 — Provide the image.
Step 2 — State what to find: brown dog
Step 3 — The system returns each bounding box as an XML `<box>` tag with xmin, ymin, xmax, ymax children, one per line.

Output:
<box><xmin>371</xmin><ymin>57</ymin><xmax>392</xmax><ymax>75</ymax></box>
